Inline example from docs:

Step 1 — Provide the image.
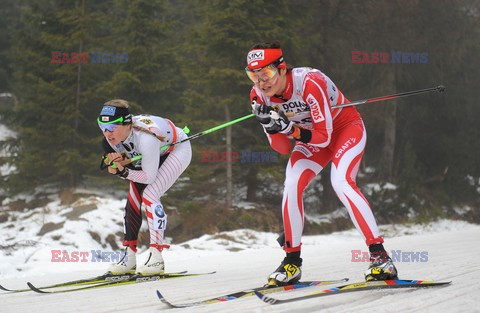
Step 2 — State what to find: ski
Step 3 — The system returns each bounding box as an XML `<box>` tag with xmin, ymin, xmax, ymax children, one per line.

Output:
<box><xmin>27</xmin><ymin>271</ymin><xmax>215</xmax><ymax>294</ymax></box>
<box><xmin>0</xmin><ymin>271</ymin><xmax>186</xmax><ymax>293</ymax></box>
<box><xmin>157</xmin><ymin>277</ymin><xmax>349</xmax><ymax>308</ymax></box>
<box><xmin>255</xmin><ymin>279</ymin><xmax>452</xmax><ymax>305</ymax></box>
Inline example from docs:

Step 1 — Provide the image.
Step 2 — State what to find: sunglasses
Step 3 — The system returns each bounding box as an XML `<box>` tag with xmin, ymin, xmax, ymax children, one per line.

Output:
<box><xmin>245</xmin><ymin>64</ymin><xmax>279</xmax><ymax>84</ymax></box>
<box><xmin>97</xmin><ymin>116</ymin><xmax>124</xmax><ymax>132</ymax></box>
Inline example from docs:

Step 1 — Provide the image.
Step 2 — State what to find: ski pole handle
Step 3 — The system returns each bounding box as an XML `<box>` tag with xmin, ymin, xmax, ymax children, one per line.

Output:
<box><xmin>102</xmin><ymin>155</ymin><xmax>142</xmax><ymax>170</ymax></box>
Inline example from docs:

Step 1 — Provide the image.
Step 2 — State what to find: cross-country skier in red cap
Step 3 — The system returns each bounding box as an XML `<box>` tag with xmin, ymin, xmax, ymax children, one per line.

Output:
<box><xmin>245</xmin><ymin>41</ymin><xmax>398</xmax><ymax>286</ymax></box>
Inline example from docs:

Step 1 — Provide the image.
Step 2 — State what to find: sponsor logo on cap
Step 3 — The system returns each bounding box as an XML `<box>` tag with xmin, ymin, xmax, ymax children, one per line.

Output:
<box><xmin>247</xmin><ymin>50</ymin><xmax>264</xmax><ymax>64</ymax></box>
<box><xmin>100</xmin><ymin>106</ymin><xmax>116</xmax><ymax>116</ymax></box>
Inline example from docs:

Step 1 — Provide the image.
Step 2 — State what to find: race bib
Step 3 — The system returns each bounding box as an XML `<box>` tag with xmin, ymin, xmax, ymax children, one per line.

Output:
<box><xmin>152</xmin><ymin>203</ymin><xmax>167</xmax><ymax>230</ymax></box>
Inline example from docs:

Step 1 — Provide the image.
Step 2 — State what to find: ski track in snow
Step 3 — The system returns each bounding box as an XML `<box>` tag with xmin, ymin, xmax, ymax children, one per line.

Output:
<box><xmin>1</xmin><ymin>222</ymin><xmax>480</xmax><ymax>313</ymax></box>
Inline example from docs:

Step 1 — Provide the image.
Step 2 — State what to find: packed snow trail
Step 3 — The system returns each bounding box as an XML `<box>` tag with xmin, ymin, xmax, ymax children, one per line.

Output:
<box><xmin>1</xmin><ymin>221</ymin><xmax>479</xmax><ymax>313</ymax></box>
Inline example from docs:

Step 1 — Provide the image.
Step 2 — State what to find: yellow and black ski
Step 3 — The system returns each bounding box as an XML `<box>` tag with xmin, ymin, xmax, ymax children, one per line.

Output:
<box><xmin>24</xmin><ymin>271</ymin><xmax>214</xmax><ymax>294</ymax></box>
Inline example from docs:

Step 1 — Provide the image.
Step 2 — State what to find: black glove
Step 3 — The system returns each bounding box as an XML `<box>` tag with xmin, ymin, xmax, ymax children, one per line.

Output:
<box><xmin>116</xmin><ymin>167</ymin><xmax>129</xmax><ymax>179</ymax></box>
<box><xmin>252</xmin><ymin>101</ymin><xmax>272</xmax><ymax>124</ymax></box>
<box><xmin>267</xmin><ymin>110</ymin><xmax>294</xmax><ymax>135</ymax></box>
<box><xmin>252</xmin><ymin>101</ymin><xmax>278</xmax><ymax>134</ymax></box>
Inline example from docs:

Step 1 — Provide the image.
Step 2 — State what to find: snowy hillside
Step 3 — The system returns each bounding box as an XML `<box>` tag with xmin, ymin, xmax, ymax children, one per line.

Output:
<box><xmin>0</xmin><ymin>123</ymin><xmax>15</xmax><ymax>180</ymax></box>
<box><xmin>1</xmin><ymin>194</ymin><xmax>479</xmax><ymax>312</ymax></box>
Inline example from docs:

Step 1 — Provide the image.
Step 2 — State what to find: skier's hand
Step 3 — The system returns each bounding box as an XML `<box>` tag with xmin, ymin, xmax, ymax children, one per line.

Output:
<box><xmin>252</xmin><ymin>101</ymin><xmax>282</xmax><ymax>134</ymax></box>
<box><xmin>268</xmin><ymin>110</ymin><xmax>294</xmax><ymax>135</ymax></box>
<box><xmin>252</xmin><ymin>101</ymin><xmax>273</xmax><ymax>125</ymax></box>
<box><xmin>106</xmin><ymin>152</ymin><xmax>124</xmax><ymax>175</ymax></box>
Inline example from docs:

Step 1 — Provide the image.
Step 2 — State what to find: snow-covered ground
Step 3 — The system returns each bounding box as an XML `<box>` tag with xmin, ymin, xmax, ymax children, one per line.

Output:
<box><xmin>1</xmin><ymin>194</ymin><xmax>479</xmax><ymax>313</ymax></box>
<box><xmin>0</xmin><ymin>123</ymin><xmax>16</xmax><ymax>178</ymax></box>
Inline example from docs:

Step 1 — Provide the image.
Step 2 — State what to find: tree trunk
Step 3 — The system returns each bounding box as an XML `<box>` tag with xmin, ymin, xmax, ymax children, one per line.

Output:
<box><xmin>72</xmin><ymin>0</ymin><xmax>85</xmax><ymax>188</ymax></box>
<box><xmin>246</xmin><ymin>166</ymin><xmax>257</xmax><ymax>201</ymax></box>
<box><xmin>380</xmin><ymin>70</ymin><xmax>397</xmax><ymax>181</ymax></box>
<box><xmin>225</xmin><ymin>104</ymin><xmax>232</xmax><ymax>208</ymax></box>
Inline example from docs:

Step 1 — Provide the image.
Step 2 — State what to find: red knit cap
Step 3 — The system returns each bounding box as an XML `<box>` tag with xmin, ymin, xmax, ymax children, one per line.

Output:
<box><xmin>246</xmin><ymin>48</ymin><xmax>285</xmax><ymax>70</ymax></box>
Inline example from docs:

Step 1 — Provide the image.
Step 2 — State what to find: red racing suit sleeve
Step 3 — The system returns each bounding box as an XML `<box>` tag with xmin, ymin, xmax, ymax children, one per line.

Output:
<box><xmin>301</xmin><ymin>72</ymin><xmax>335</xmax><ymax>147</ymax></box>
<box><xmin>250</xmin><ymin>89</ymin><xmax>292</xmax><ymax>154</ymax></box>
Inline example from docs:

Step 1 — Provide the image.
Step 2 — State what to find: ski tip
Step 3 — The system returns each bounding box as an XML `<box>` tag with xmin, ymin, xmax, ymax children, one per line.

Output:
<box><xmin>156</xmin><ymin>290</ymin><xmax>173</xmax><ymax>307</ymax></box>
<box><xmin>0</xmin><ymin>284</ymin><xmax>13</xmax><ymax>292</ymax></box>
<box><xmin>156</xmin><ymin>290</ymin><xmax>174</xmax><ymax>307</ymax></box>
<box><xmin>156</xmin><ymin>290</ymin><xmax>190</xmax><ymax>308</ymax></box>
<box><xmin>27</xmin><ymin>282</ymin><xmax>49</xmax><ymax>294</ymax></box>
<box><xmin>254</xmin><ymin>290</ymin><xmax>277</xmax><ymax>304</ymax></box>
<box><xmin>253</xmin><ymin>290</ymin><xmax>264</xmax><ymax>299</ymax></box>
<box><xmin>156</xmin><ymin>290</ymin><xmax>164</xmax><ymax>300</ymax></box>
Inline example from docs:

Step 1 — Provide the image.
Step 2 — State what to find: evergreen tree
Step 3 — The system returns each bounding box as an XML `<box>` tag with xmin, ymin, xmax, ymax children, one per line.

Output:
<box><xmin>97</xmin><ymin>0</ymin><xmax>182</xmax><ymax>116</ymax></box>
<box><xmin>7</xmin><ymin>0</ymin><xmax>116</xmax><ymax>192</ymax></box>
<box><xmin>177</xmin><ymin>0</ymin><xmax>306</xmax><ymax>207</ymax></box>
<box><xmin>0</xmin><ymin>0</ymin><xmax>20</xmax><ymax>94</ymax></box>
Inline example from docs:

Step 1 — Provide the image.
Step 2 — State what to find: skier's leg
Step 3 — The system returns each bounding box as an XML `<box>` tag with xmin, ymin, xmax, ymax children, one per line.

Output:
<box><xmin>269</xmin><ymin>143</ymin><xmax>330</xmax><ymax>286</ymax></box>
<box><xmin>329</xmin><ymin>120</ymin><xmax>397</xmax><ymax>280</ymax></box>
<box><xmin>107</xmin><ymin>181</ymin><xmax>146</xmax><ymax>274</ymax></box>
<box><xmin>330</xmin><ymin>121</ymin><xmax>382</xmax><ymax>245</ymax></box>
<box><xmin>137</xmin><ymin>142</ymin><xmax>192</xmax><ymax>274</ymax></box>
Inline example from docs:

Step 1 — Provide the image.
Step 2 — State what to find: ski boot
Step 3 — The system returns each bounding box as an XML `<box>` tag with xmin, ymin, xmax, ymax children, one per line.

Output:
<box><xmin>136</xmin><ymin>247</ymin><xmax>165</xmax><ymax>275</ymax></box>
<box><xmin>364</xmin><ymin>245</ymin><xmax>398</xmax><ymax>281</ymax></box>
<box><xmin>267</xmin><ymin>252</ymin><xmax>302</xmax><ymax>287</ymax></box>
<box><xmin>106</xmin><ymin>246</ymin><xmax>136</xmax><ymax>275</ymax></box>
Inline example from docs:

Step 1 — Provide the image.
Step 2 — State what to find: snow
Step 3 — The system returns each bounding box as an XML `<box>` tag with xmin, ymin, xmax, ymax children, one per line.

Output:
<box><xmin>0</xmin><ymin>195</ymin><xmax>129</xmax><ymax>277</ymax></box>
<box><xmin>305</xmin><ymin>208</ymin><xmax>348</xmax><ymax>224</ymax></box>
<box><xmin>363</xmin><ymin>182</ymin><xmax>398</xmax><ymax>195</ymax></box>
<box><xmin>1</xmin><ymin>195</ymin><xmax>479</xmax><ymax>313</ymax></box>
<box><xmin>0</xmin><ymin>123</ymin><xmax>16</xmax><ymax>177</ymax></box>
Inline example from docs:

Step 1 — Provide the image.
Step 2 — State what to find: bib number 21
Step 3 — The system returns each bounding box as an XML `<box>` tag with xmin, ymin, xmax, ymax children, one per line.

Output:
<box><xmin>152</xmin><ymin>203</ymin><xmax>167</xmax><ymax>230</ymax></box>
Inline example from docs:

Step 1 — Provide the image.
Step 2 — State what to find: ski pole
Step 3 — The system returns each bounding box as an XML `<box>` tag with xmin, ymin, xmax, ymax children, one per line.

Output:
<box><xmin>160</xmin><ymin>113</ymin><xmax>254</xmax><ymax>151</ymax></box>
<box><xmin>106</xmin><ymin>85</ymin><xmax>445</xmax><ymax>168</ymax></box>
<box><xmin>333</xmin><ymin>85</ymin><xmax>445</xmax><ymax>109</ymax></box>
<box><xmin>104</xmin><ymin>113</ymin><xmax>254</xmax><ymax>168</ymax></box>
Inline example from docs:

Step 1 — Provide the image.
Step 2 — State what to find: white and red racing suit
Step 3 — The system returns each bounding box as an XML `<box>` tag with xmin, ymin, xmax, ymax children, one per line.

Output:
<box><xmin>102</xmin><ymin>115</ymin><xmax>192</xmax><ymax>251</ymax></box>
<box><xmin>250</xmin><ymin>67</ymin><xmax>384</xmax><ymax>252</ymax></box>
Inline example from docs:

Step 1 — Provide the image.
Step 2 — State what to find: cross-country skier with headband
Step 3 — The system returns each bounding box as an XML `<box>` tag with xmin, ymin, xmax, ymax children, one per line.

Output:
<box><xmin>97</xmin><ymin>99</ymin><xmax>192</xmax><ymax>275</ymax></box>
<box><xmin>245</xmin><ymin>41</ymin><xmax>398</xmax><ymax>286</ymax></box>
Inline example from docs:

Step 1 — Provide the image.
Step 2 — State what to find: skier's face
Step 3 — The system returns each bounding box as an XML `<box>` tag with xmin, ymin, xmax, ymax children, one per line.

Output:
<box><xmin>101</xmin><ymin>124</ymin><xmax>131</xmax><ymax>145</ymax></box>
<box><xmin>250</xmin><ymin>66</ymin><xmax>286</xmax><ymax>98</ymax></box>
